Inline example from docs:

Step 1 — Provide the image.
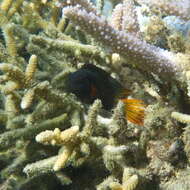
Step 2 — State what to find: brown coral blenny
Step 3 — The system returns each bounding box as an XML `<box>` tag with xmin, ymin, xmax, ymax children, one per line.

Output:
<box><xmin>65</xmin><ymin>64</ymin><xmax>146</xmax><ymax>125</ymax></box>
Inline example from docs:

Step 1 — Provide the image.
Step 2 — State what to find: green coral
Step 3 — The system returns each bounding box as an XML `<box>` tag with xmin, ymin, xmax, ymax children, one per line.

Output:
<box><xmin>0</xmin><ymin>0</ymin><xmax>189</xmax><ymax>189</ymax></box>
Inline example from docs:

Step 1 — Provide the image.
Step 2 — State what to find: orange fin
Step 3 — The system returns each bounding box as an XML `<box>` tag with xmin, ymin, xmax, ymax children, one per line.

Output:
<box><xmin>117</xmin><ymin>89</ymin><xmax>131</xmax><ymax>99</ymax></box>
<box><xmin>121</xmin><ymin>98</ymin><xmax>146</xmax><ymax>126</ymax></box>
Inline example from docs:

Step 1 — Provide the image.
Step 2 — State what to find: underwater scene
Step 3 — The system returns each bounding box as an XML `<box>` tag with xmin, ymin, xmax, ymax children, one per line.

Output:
<box><xmin>0</xmin><ymin>0</ymin><xmax>190</xmax><ymax>189</ymax></box>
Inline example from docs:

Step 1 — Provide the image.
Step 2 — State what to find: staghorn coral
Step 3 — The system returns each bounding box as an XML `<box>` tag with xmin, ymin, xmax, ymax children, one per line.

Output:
<box><xmin>135</xmin><ymin>0</ymin><xmax>190</xmax><ymax>21</ymax></box>
<box><xmin>110</xmin><ymin>0</ymin><xmax>140</xmax><ymax>38</ymax></box>
<box><xmin>62</xmin><ymin>2</ymin><xmax>190</xmax><ymax>84</ymax></box>
<box><xmin>0</xmin><ymin>0</ymin><xmax>190</xmax><ymax>189</ymax></box>
<box><xmin>35</xmin><ymin>126</ymin><xmax>80</xmax><ymax>171</ymax></box>
<box><xmin>0</xmin><ymin>54</ymin><xmax>37</xmax><ymax>93</ymax></box>
<box><xmin>109</xmin><ymin>167</ymin><xmax>139</xmax><ymax>190</ymax></box>
<box><xmin>171</xmin><ymin>111</ymin><xmax>190</xmax><ymax>124</ymax></box>
<box><xmin>24</xmin><ymin>99</ymin><xmax>102</xmax><ymax>174</ymax></box>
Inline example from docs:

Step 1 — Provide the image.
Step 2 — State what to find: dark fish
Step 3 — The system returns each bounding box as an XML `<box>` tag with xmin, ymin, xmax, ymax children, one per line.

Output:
<box><xmin>65</xmin><ymin>64</ymin><xmax>146</xmax><ymax>125</ymax></box>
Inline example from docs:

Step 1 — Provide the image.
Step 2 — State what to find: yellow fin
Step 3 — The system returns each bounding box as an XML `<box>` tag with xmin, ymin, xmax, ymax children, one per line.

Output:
<box><xmin>121</xmin><ymin>98</ymin><xmax>146</xmax><ymax>126</ymax></box>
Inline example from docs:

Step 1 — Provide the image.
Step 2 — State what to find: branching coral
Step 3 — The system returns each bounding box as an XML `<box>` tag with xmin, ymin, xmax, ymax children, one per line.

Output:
<box><xmin>0</xmin><ymin>113</ymin><xmax>68</xmax><ymax>149</ymax></box>
<box><xmin>0</xmin><ymin>0</ymin><xmax>190</xmax><ymax>189</ymax></box>
<box><xmin>136</xmin><ymin>0</ymin><xmax>190</xmax><ymax>21</ymax></box>
<box><xmin>24</xmin><ymin>99</ymin><xmax>102</xmax><ymax>175</ymax></box>
<box><xmin>0</xmin><ymin>54</ymin><xmax>37</xmax><ymax>93</ymax></box>
<box><xmin>109</xmin><ymin>168</ymin><xmax>139</xmax><ymax>190</ymax></box>
<box><xmin>36</xmin><ymin>126</ymin><xmax>80</xmax><ymax>171</ymax></box>
<box><xmin>62</xmin><ymin>4</ymin><xmax>189</xmax><ymax>82</ymax></box>
<box><xmin>171</xmin><ymin>111</ymin><xmax>190</xmax><ymax>124</ymax></box>
<box><xmin>111</xmin><ymin>0</ymin><xmax>140</xmax><ymax>38</ymax></box>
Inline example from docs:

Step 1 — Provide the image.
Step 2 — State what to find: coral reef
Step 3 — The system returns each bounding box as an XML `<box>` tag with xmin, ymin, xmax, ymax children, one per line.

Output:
<box><xmin>0</xmin><ymin>0</ymin><xmax>190</xmax><ymax>189</ymax></box>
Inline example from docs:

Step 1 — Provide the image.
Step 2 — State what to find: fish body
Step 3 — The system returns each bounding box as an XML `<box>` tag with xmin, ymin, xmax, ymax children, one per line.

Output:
<box><xmin>65</xmin><ymin>64</ymin><xmax>145</xmax><ymax>125</ymax></box>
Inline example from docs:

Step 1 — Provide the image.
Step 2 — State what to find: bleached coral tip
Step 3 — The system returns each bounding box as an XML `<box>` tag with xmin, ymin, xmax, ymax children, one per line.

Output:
<box><xmin>20</xmin><ymin>100</ymin><xmax>28</xmax><ymax>109</ymax></box>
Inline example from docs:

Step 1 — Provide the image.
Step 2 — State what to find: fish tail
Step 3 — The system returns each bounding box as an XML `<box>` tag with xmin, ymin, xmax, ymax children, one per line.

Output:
<box><xmin>121</xmin><ymin>98</ymin><xmax>146</xmax><ymax>126</ymax></box>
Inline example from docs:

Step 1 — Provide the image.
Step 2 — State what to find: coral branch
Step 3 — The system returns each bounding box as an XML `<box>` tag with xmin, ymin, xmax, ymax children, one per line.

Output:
<box><xmin>0</xmin><ymin>63</ymin><xmax>25</xmax><ymax>83</ymax></box>
<box><xmin>36</xmin><ymin>126</ymin><xmax>79</xmax><ymax>146</ymax></box>
<box><xmin>110</xmin><ymin>3</ymin><xmax>123</xmax><ymax>31</ymax></box>
<box><xmin>109</xmin><ymin>167</ymin><xmax>139</xmax><ymax>190</ymax></box>
<box><xmin>0</xmin><ymin>0</ymin><xmax>13</xmax><ymax>12</ymax></box>
<box><xmin>63</xmin><ymin>6</ymin><xmax>183</xmax><ymax>81</ymax></box>
<box><xmin>0</xmin><ymin>114</ymin><xmax>68</xmax><ymax>150</ymax></box>
<box><xmin>80</xmin><ymin>99</ymin><xmax>102</xmax><ymax>139</ymax></box>
<box><xmin>24</xmin><ymin>55</ymin><xmax>37</xmax><ymax>85</ymax></box>
<box><xmin>111</xmin><ymin>0</ymin><xmax>140</xmax><ymax>37</ymax></box>
<box><xmin>171</xmin><ymin>111</ymin><xmax>190</xmax><ymax>124</ymax></box>
<box><xmin>53</xmin><ymin>146</ymin><xmax>74</xmax><ymax>171</ymax></box>
<box><xmin>136</xmin><ymin>0</ymin><xmax>190</xmax><ymax>21</ymax></box>
<box><xmin>59</xmin><ymin>0</ymin><xmax>98</xmax><ymax>15</ymax></box>
<box><xmin>23</xmin><ymin>156</ymin><xmax>58</xmax><ymax>177</ymax></box>
<box><xmin>30</xmin><ymin>35</ymin><xmax>103</xmax><ymax>60</ymax></box>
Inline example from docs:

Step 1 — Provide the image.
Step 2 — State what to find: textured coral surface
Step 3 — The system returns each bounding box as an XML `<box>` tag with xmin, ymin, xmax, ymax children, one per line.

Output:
<box><xmin>0</xmin><ymin>0</ymin><xmax>190</xmax><ymax>190</ymax></box>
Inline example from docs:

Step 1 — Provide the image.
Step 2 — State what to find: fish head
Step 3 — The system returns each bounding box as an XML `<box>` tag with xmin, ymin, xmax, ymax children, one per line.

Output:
<box><xmin>65</xmin><ymin>70</ymin><xmax>95</xmax><ymax>104</ymax></box>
